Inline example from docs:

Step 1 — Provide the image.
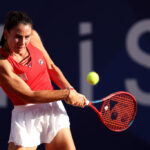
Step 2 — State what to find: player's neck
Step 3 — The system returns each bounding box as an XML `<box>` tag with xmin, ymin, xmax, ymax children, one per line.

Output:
<box><xmin>3</xmin><ymin>43</ymin><xmax>29</xmax><ymax>63</ymax></box>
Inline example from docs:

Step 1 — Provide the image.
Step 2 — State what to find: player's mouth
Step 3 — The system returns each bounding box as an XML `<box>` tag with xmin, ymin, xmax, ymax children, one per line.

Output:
<box><xmin>17</xmin><ymin>46</ymin><xmax>25</xmax><ymax>49</ymax></box>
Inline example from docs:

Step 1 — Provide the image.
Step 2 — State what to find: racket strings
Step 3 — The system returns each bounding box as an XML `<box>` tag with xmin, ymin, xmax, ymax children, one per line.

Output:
<box><xmin>101</xmin><ymin>94</ymin><xmax>136</xmax><ymax>131</ymax></box>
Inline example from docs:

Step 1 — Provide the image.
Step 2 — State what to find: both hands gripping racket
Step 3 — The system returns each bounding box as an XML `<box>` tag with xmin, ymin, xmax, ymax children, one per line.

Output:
<box><xmin>86</xmin><ymin>91</ymin><xmax>137</xmax><ymax>132</ymax></box>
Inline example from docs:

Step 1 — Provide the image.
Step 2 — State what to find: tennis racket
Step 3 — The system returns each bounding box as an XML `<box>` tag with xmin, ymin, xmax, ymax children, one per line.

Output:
<box><xmin>86</xmin><ymin>91</ymin><xmax>137</xmax><ymax>132</ymax></box>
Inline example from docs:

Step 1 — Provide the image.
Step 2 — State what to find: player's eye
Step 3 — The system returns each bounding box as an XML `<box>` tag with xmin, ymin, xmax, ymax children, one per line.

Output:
<box><xmin>25</xmin><ymin>35</ymin><xmax>30</xmax><ymax>39</ymax></box>
<box><xmin>15</xmin><ymin>35</ymin><xmax>22</xmax><ymax>39</ymax></box>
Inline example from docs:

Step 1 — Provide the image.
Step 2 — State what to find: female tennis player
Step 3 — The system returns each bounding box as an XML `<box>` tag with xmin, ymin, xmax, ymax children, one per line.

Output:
<box><xmin>0</xmin><ymin>10</ymin><xmax>87</xmax><ymax>150</ymax></box>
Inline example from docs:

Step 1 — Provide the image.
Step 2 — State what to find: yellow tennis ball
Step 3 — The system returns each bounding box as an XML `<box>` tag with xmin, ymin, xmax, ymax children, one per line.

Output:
<box><xmin>87</xmin><ymin>72</ymin><xmax>99</xmax><ymax>85</ymax></box>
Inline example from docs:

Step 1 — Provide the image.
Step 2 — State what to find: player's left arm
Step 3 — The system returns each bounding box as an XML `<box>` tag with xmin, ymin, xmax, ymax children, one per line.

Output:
<box><xmin>30</xmin><ymin>30</ymin><xmax>72</xmax><ymax>89</ymax></box>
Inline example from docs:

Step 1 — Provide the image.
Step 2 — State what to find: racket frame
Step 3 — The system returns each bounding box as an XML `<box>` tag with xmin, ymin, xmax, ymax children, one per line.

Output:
<box><xmin>87</xmin><ymin>91</ymin><xmax>137</xmax><ymax>132</ymax></box>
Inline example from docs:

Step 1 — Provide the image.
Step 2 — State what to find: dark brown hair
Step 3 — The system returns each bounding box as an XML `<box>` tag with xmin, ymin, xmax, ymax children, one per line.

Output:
<box><xmin>0</xmin><ymin>10</ymin><xmax>33</xmax><ymax>46</ymax></box>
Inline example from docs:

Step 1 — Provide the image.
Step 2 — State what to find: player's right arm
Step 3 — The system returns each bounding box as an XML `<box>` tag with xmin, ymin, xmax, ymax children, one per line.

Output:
<box><xmin>0</xmin><ymin>58</ymin><xmax>84</xmax><ymax>107</ymax></box>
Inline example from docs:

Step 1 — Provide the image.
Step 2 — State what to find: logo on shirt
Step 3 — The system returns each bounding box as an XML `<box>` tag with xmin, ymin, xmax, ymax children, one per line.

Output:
<box><xmin>28</xmin><ymin>63</ymin><xmax>32</xmax><ymax>67</ymax></box>
<box><xmin>38</xmin><ymin>59</ymin><xmax>43</xmax><ymax>65</ymax></box>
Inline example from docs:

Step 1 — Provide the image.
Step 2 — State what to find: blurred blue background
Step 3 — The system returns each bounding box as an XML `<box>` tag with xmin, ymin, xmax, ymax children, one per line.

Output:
<box><xmin>0</xmin><ymin>0</ymin><xmax>150</xmax><ymax>149</ymax></box>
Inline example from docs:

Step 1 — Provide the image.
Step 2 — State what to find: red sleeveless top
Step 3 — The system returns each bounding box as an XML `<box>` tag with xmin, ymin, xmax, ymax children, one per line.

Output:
<box><xmin>0</xmin><ymin>43</ymin><xmax>53</xmax><ymax>105</ymax></box>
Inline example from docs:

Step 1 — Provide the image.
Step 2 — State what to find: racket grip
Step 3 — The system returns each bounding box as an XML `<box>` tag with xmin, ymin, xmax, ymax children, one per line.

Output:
<box><xmin>85</xmin><ymin>100</ymin><xmax>90</xmax><ymax>106</ymax></box>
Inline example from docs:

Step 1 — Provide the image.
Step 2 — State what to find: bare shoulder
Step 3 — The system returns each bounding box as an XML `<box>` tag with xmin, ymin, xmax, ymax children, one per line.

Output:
<box><xmin>0</xmin><ymin>54</ymin><xmax>13</xmax><ymax>85</ymax></box>
<box><xmin>0</xmin><ymin>54</ymin><xmax>13</xmax><ymax>75</ymax></box>
<box><xmin>30</xmin><ymin>30</ymin><xmax>42</xmax><ymax>48</ymax></box>
<box><xmin>31</xmin><ymin>29</ymin><xmax>39</xmax><ymax>38</ymax></box>
<box><xmin>30</xmin><ymin>30</ymin><xmax>47</xmax><ymax>53</ymax></box>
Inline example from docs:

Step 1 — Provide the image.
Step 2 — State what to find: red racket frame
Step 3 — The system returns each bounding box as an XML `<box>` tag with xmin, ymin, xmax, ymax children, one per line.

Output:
<box><xmin>88</xmin><ymin>91</ymin><xmax>137</xmax><ymax>132</ymax></box>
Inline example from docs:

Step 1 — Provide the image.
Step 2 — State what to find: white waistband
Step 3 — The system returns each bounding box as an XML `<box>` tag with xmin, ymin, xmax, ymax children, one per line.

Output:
<box><xmin>13</xmin><ymin>104</ymin><xmax>40</xmax><ymax>111</ymax></box>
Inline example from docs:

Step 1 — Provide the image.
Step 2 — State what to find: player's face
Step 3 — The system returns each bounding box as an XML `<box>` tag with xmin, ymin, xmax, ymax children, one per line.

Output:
<box><xmin>5</xmin><ymin>23</ymin><xmax>32</xmax><ymax>53</ymax></box>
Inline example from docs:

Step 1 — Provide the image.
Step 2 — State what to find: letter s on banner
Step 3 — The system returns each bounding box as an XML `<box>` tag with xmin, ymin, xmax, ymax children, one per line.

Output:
<box><xmin>125</xmin><ymin>20</ymin><xmax>150</xmax><ymax>106</ymax></box>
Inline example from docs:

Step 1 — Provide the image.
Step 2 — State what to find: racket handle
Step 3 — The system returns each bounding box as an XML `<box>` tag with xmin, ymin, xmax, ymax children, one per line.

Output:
<box><xmin>85</xmin><ymin>100</ymin><xmax>90</xmax><ymax>106</ymax></box>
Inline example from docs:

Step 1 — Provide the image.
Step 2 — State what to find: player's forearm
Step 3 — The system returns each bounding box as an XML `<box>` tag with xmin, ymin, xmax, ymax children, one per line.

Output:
<box><xmin>48</xmin><ymin>64</ymin><xmax>72</xmax><ymax>89</ymax></box>
<box><xmin>23</xmin><ymin>89</ymin><xmax>69</xmax><ymax>103</ymax></box>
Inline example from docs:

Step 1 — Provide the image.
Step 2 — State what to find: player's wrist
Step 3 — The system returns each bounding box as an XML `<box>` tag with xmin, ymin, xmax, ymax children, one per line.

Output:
<box><xmin>64</xmin><ymin>87</ymin><xmax>74</xmax><ymax>102</ymax></box>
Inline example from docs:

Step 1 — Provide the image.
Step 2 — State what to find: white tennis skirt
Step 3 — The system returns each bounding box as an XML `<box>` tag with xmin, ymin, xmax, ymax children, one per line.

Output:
<box><xmin>8</xmin><ymin>101</ymin><xmax>70</xmax><ymax>147</ymax></box>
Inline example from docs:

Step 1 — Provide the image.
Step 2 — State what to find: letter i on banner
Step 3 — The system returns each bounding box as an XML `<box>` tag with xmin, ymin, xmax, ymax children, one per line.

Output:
<box><xmin>78</xmin><ymin>22</ymin><xmax>93</xmax><ymax>100</ymax></box>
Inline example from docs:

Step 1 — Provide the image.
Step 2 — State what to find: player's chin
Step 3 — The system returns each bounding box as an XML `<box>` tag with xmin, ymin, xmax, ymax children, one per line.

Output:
<box><xmin>15</xmin><ymin>46</ymin><xmax>25</xmax><ymax>51</ymax></box>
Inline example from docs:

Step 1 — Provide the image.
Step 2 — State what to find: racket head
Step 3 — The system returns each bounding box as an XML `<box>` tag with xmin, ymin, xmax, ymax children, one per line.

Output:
<box><xmin>99</xmin><ymin>91</ymin><xmax>137</xmax><ymax>132</ymax></box>
<box><xmin>89</xmin><ymin>91</ymin><xmax>137</xmax><ymax>132</ymax></box>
